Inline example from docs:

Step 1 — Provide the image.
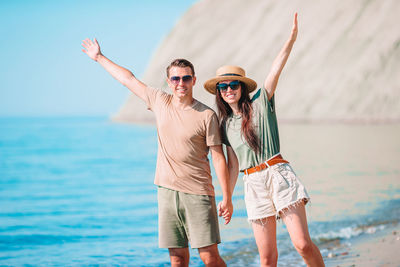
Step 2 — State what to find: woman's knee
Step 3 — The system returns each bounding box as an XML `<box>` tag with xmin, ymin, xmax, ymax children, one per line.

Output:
<box><xmin>293</xmin><ymin>238</ymin><xmax>314</xmax><ymax>256</ymax></box>
<box><xmin>259</xmin><ymin>249</ymin><xmax>278</xmax><ymax>267</ymax></box>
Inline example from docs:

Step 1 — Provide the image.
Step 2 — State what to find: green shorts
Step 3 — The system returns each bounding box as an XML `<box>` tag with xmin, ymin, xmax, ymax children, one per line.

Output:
<box><xmin>157</xmin><ymin>186</ymin><xmax>221</xmax><ymax>249</ymax></box>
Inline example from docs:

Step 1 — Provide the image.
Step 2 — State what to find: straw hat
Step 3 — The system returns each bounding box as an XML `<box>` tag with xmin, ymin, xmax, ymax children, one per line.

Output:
<box><xmin>204</xmin><ymin>65</ymin><xmax>257</xmax><ymax>94</ymax></box>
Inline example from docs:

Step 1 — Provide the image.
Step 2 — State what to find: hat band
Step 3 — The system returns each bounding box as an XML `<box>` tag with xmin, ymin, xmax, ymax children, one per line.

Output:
<box><xmin>219</xmin><ymin>73</ymin><xmax>242</xmax><ymax>77</ymax></box>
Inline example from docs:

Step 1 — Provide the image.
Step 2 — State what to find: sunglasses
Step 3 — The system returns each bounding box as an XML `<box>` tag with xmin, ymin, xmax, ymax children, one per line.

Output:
<box><xmin>217</xmin><ymin>81</ymin><xmax>241</xmax><ymax>92</ymax></box>
<box><xmin>170</xmin><ymin>75</ymin><xmax>193</xmax><ymax>84</ymax></box>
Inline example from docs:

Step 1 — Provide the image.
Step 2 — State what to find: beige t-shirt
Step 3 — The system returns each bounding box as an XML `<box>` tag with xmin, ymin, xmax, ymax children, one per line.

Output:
<box><xmin>145</xmin><ymin>87</ymin><xmax>221</xmax><ymax>196</ymax></box>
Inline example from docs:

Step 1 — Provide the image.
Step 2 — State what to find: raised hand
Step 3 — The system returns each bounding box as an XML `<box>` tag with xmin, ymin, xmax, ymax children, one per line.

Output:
<box><xmin>81</xmin><ymin>38</ymin><xmax>102</xmax><ymax>61</ymax></box>
<box><xmin>263</xmin><ymin>12</ymin><xmax>299</xmax><ymax>99</ymax></box>
<box><xmin>290</xmin><ymin>12</ymin><xmax>298</xmax><ymax>43</ymax></box>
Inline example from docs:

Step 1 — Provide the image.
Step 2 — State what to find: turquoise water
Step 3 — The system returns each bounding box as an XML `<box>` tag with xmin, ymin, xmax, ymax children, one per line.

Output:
<box><xmin>0</xmin><ymin>117</ymin><xmax>399</xmax><ymax>266</ymax></box>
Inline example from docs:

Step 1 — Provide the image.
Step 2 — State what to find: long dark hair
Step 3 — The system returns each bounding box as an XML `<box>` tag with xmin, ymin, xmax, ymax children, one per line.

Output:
<box><xmin>216</xmin><ymin>82</ymin><xmax>260</xmax><ymax>153</ymax></box>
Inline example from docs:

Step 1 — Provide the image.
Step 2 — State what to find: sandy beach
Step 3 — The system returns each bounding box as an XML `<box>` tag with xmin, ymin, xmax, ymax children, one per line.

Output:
<box><xmin>324</xmin><ymin>223</ymin><xmax>400</xmax><ymax>267</ymax></box>
<box><xmin>280</xmin><ymin>123</ymin><xmax>400</xmax><ymax>266</ymax></box>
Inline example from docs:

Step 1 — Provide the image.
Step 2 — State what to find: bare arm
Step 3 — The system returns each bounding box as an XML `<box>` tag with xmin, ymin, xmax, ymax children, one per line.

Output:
<box><xmin>81</xmin><ymin>38</ymin><xmax>148</xmax><ymax>102</ymax></box>
<box><xmin>226</xmin><ymin>146</ymin><xmax>239</xmax><ymax>195</ymax></box>
<box><xmin>263</xmin><ymin>13</ymin><xmax>298</xmax><ymax>100</ymax></box>
<box><xmin>210</xmin><ymin>145</ymin><xmax>233</xmax><ymax>225</ymax></box>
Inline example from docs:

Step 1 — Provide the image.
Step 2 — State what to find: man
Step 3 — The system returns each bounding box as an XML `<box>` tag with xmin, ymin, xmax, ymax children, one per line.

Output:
<box><xmin>82</xmin><ymin>38</ymin><xmax>233</xmax><ymax>267</ymax></box>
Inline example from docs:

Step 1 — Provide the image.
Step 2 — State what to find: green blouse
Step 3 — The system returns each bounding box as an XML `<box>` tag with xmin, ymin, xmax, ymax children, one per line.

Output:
<box><xmin>222</xmin><ymin>88</ymin><xmax>280</xmax><ymax>171</ymax></box>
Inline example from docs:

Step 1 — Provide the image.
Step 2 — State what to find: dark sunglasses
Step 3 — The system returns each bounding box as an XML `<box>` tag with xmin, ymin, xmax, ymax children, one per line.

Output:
<box><xmin>170</xmin><ymin>75</ymin><xmax>193</xmax><ymax>84</ymax></box>
<box><xmin>217</xmin><ymin>80</ymin><xmax>241</xmax><ymax>92</ymax></box>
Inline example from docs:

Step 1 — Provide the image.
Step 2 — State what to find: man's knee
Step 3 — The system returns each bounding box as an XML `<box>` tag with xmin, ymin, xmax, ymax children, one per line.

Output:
<box><xmin>198</xmin><ymin>244</ymin><xmax>226</xmax><ymax>267</ymax></box>
<box><xmin>169</xmin><ymin>248</ymin><xmax>189</xmax><ymax>267</ymax></box>
<box><xmin>170</xmin><ymin>256</ymin><xmax>186</xmax><ymax>266</ymax></box>
<box><xmin>200</xmin><ymin>254</ymin><xmax>220</xmax><ymax>266</ymax></box>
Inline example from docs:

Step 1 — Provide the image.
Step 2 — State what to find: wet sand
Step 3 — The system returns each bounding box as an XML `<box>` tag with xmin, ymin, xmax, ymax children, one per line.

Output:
<box><xmin>324</xmin><ymin>223</ymin><xmax>400</xmax><ymax>267</ymax></box>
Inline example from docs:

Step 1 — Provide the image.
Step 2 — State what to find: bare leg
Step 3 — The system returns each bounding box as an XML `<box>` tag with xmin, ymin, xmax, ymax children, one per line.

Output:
<box><xmin>198</xmin><ymin>243</ymin><xmax>226</xmax><ymax>267</ymax></box>
<box><xmin>281</xmin><ymin>202</ymin><xmax>325</xmax><ymax>267</ymax></box>
<box><xmin>169</xmin><ymin>247</ymin><xmax>190</xmax><ymax>267</ymax></box>
<box><xmin>251</xmin><ymin>216</ymin><xmax>278</xmax><ymax>267</ymax></box>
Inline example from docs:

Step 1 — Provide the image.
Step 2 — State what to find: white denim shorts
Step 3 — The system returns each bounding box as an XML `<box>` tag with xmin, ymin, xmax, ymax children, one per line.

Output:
<box><xmin>243</xmin><ymin>162</ymin><xmax>310</xmax><ymax>222</ymax></box>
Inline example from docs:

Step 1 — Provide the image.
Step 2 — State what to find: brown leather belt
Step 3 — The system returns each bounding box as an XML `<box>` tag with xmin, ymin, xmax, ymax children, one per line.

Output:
<box><xmin>243</xmin><ymin>154</ymin><xmax>289</xmax><ymax>175</ymax></box>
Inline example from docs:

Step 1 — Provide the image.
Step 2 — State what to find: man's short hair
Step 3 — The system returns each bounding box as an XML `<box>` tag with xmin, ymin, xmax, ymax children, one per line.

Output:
<box><xmin>166</xmin><ymin>59</ymin><xmax>195</xmax><ymax>77</ymax></box>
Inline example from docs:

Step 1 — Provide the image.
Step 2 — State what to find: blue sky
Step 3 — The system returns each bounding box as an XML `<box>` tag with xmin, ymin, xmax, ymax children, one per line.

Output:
<box><xmin>0</xmin><ymin>0</ymin><xmax>197</xmax><ymax>117</ymax></box>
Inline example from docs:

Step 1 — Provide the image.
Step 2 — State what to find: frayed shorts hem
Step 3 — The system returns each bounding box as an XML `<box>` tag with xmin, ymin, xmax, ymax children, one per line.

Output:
<box><xmin>247</xmin><ymin>197</ymin><xmax>310</xmax><ymax>223</ymax></box>
<box><xmin>276</xmin><ymin>197</ymin><xmax>310</xmax><ymax>220</ymax></box>
<box><xmin>247</xmin><ymin>213</ymin><xmax>276</xmax><ymax>224</ymax></box>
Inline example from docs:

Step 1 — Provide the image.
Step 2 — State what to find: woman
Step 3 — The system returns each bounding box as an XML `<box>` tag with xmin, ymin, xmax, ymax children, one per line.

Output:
<box><xmin>204</xmin><ymin>14</ymin><xmax>324</xmax><ymax>267</ymax></box>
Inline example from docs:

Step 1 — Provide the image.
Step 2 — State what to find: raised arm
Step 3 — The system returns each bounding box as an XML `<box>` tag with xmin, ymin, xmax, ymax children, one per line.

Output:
<box><xmin>210</xmin><ymin>145</ymin><xmax>233</xmax><ymax>225</ymax></box>
<box><xmin>226</xmin><ymin>146</ymin><xmax>239</xmax><ymax>195</ymax></box>
<box><xmin>263</xmin><ymin>13</ymin><xmax>298</xmax><ymax>100</ymax></box>
<box><xmin>81</xmin><ymin>38</ymin><xmax>148</xmax><ymax>102</ymax></box>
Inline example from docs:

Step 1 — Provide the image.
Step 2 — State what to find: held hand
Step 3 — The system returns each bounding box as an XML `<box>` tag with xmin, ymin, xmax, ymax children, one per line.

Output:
<box><xmin>81</xmin><ymin>38</ymin><xmax>102</xmax><ymax>61</ymax></box>
<box><xmin>217</xmin><ymin>199</ymin><xmax>233</xmax><ymax>225</ymax></box>
<box><xmin>290</xmin><ymin>12</ymin><xmax>298</xmax><ymax>43</ymax></box>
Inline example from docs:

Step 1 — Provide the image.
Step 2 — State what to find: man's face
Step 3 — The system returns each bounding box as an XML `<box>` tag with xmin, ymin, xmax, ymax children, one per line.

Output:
<box><xmin>167</xmin><ymin>66</ymin><xmax>196</xmax><ymax>99</ymax></box>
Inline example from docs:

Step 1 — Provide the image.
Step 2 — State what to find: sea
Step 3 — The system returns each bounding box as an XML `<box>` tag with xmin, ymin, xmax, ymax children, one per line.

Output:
<box><xmin>0</xmin><ymin>117</ymin><xmax>399</xmax><ymax>266</ymax></box>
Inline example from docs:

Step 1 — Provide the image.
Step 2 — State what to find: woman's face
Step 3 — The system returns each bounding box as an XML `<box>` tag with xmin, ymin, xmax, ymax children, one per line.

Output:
<box><xmin>217</xmin><ymin>80</ymin><xmax>242</xmax><ymax>105</ymax></box>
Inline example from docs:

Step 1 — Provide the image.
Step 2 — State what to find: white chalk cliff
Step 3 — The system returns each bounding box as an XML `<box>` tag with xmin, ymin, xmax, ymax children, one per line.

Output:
<box><xmin>113</xmin><ymin>0</ymin><xmax>400</xmax><ymax>123</ymax></box>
